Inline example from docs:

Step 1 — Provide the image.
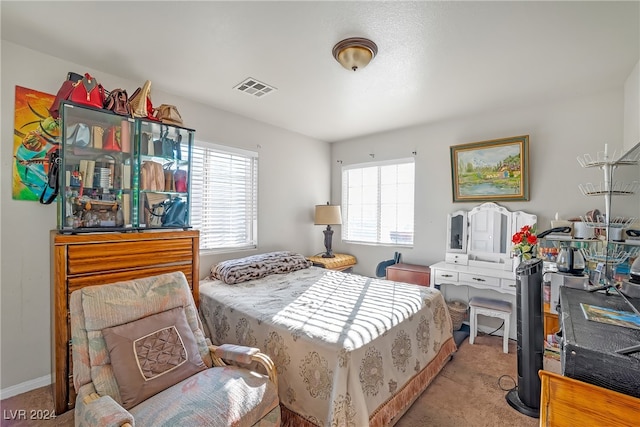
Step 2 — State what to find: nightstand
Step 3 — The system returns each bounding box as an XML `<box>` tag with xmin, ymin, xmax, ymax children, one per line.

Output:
<box><xmin>307</xmin><ymin>253</ymin><xmax>357</xmax><ymax>272</ymax></box>
<box><xmin>385</xmin><ymin>263</ymin><xmax>430</xmax><ymax>286</ymax></box>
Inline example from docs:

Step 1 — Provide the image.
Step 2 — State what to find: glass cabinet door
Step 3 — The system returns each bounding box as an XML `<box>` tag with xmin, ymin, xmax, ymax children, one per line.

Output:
<box><xmin>134</xmin><ymin>120</ymin><xmax>193</xmax><ymax>229</ymax></box>
<box><xmin>58</xmin><ymin>102</ymin><xmax>135</xmax><ymax>232</ymax></box>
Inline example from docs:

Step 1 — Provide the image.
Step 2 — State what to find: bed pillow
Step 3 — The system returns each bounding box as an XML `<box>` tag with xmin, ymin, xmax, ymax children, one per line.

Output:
<box><xmin>102</xmin><ymin>306</ymin><xmax>207</xmax><ymax>409</ymax></box>
<box><xmin>210</xmin><ymin>251</ymin><xmax>312</xmax><ymax>284</ymax></box>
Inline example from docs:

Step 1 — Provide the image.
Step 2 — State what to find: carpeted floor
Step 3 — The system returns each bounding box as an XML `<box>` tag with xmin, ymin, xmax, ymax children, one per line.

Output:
<box><xmin>1</xmin><ymin>333</ymin><xmax>538</xmax><ymax>427</ymax></box>
<box><xmin>396</xmin><ymin>334</ymin><xmax>538</xmax><ymax>427</ymax></box>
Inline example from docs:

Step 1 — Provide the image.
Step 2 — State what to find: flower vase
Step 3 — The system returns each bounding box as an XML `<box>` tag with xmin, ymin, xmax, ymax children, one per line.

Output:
<box><xmin>513</xmin><ymin>255</ymin><xmax>522</xmax><ymax>273</ymax></box>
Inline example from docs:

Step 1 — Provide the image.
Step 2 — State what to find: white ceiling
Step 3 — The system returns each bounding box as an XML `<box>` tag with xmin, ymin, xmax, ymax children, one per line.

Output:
<box><xmin>2</xmin><ymin>1</ymin><xmax>639</xmax><ymax>142</ymax></box>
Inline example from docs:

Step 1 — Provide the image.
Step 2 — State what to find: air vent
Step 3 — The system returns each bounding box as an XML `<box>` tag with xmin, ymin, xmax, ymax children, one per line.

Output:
<box><xmin>234</xmin><ymin>78</ymin><xmax>277</xmax><ymax>98</ymax></box>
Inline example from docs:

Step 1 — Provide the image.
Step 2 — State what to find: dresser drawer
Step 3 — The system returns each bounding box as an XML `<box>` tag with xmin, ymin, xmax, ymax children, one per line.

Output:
<box><xmin>445</xmin><ymin>253</ymin><xmax>469</xmax><ymax>265</ymax></box>
<box><xmin>386</xmin><ymin>263</ymin><xmax>430</xmax><ymax>286</ymax></box>
<box><xmin>501</xmin><ymin>278</ymin><xmax>517</xmax><ymax>291</ymax></box>
<box><xmin>434</xmin><ymin>270</ymin><xmax>459</xmax><ymax>284</ymax></box>
<box><xmin>459</xmin><ymin>272</ymin><xmax>500</xmax><ymax>288</ymax></box>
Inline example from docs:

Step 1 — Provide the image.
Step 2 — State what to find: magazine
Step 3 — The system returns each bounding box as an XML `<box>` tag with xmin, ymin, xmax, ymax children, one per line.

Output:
<box><xmin>581</xmin><ymin>303</ymin><xmax>640</xmax><ymax>331</ymax></box>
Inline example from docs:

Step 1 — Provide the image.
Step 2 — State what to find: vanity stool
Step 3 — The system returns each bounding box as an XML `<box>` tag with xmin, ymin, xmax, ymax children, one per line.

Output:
<box><xmin>469</xmin><ymin>297</ymin><xmax>512</xmax><ymax>353</ymax></box>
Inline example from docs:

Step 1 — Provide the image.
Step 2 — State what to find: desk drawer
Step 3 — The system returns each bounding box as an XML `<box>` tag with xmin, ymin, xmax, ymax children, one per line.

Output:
<box><xmin>445</xmin><ymin>253</ymin><xmax>469</xmax><ymax>265</ymax></box>
<box><xmin>435</xmin><ymin>270</ymin><xmax>458</xmax><ymax>284</ymax></box>
<box><xmin>501</xmin><ymin>279</ymin><xmax>517</xmax><ymax>291</ymax></box>
<box><xmin>459</xmin><ymin>272</ymin><xmax>500</xmax><ymax>288</ymax></box>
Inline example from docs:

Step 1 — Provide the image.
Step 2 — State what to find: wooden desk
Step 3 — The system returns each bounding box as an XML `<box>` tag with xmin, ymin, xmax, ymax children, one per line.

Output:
<box><xmin>386</xmin><ymin>263</ymin><xmax>430</xmax><ymax>286</ymax></box>
<box><xmin>539</xmin><ymin>370</ymin><xmax>640</xmax><ymax>427</ymax></box>
<box><xmin>307</xmin><ymin>253</ymin><xmax>357</xmax><ymax>272</ymax></box>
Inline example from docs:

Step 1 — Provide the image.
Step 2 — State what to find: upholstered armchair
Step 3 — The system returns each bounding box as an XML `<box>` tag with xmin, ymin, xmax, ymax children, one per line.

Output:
<box><xmin>70</xmin><ymin>271</ymin><xmax>280</xmax><ymax>427</ymax></box>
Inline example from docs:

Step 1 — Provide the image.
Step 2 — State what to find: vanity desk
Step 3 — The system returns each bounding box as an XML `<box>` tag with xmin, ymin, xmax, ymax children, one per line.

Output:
<box><xmin>430</xmin><ymin>203</ymin><xmax>537</xmax><ymax>339</ymax></box>
<box><xmin>429</xmin><ymin>262</ymin><xmax>517</xmax><ymax>294</ymax></box>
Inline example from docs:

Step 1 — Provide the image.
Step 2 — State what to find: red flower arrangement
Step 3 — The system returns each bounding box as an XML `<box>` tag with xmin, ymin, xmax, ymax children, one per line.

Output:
<box><xmin>512</xmin><ymin>225</ymin><xmax>537</xmax><ymax>260</ymax></box>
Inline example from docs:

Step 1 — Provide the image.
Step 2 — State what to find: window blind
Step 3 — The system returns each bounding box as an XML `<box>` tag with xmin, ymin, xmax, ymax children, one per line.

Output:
<box><xmin>191</xmin><ymin>142</ymin><xmax>258</xmax><ymax>251</ymax></box>
<box><xmin>341</xmin><ymin>158</ymin><xmax>415</xmax><ymax>246</ymax></box>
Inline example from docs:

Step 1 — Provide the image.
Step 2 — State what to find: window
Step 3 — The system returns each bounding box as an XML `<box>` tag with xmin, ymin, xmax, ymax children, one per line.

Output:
<box><xmin>190</xmin><ymin>142</ymin><xmax>258</xmax><ymax>252</ymax></box>
<box><xmin>342</xmin><ymin>158</ymin><xmax>415</xmax><ymax>246</ymax></box>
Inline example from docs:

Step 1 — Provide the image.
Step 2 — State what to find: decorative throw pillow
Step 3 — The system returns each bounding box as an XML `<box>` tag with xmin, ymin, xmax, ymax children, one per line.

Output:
<box><xmin>210</xmin><ymin>251</ymin><xmax>312</xmax><ymax>284</ymax></box>
<box><xmin>102</xmin><ymin>306</ymin><xmax>207</xmax><ymax>409</ymax></box>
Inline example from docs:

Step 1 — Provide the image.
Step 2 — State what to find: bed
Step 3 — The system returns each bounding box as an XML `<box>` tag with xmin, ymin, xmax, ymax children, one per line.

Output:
<box><xmin>198</xmin><ymin>252</ymin><xmax>457</xmax><ymax>427</ymax></box>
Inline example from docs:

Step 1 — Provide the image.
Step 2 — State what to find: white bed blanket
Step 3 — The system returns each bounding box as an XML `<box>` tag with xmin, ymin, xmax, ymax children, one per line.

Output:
<box><xmin>199</xmin><ymin>266</ymin><xmax>454</xmax><ymax>426</ymax></box>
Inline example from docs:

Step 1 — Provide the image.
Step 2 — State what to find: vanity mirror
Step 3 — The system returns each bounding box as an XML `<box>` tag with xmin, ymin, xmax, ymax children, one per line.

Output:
<box><xmin>468</xmin><ymin>202</ymin><xmax>511</xmax><ymax>256</ymax></box>
<box><xmin>446</xmin><ymin>210</ymin><xmax>467</xmax><ymax>253</ymax></box>
<box><xmin>445</xmin><ymin>202</ymin><xmax>537</xmax><ymax>270</ymax></box>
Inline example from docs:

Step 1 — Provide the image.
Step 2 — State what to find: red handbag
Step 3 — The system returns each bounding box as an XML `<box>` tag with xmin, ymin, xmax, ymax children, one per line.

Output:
<box><xmin>70</xmin><ymin>73</ymin><xmax>106</xmax><ymax>109</ymax></box>
<box><xmin>103</xmin><ymin>126</ymin><xmax>121</xmax><ymax>151</ymax></box>
<box><xmin>174</xmin><ymin>169</ymin><xmax>188</xmax><ymax>193</ymax></box>
<box><xmin>49</xmin><ymin>71</ymin><xmax>83</xmax><ymax>119</ymax></box>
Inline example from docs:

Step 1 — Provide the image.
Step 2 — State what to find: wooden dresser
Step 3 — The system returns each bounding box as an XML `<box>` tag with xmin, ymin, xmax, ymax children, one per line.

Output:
<box><xmin>386</xmin><ymin>263</ymin><xmax>430</xmax><ymax>286</ymax></box>
<box><xmin>50</xmin><ymin>230</ymin><xmax>200</xmax><ymax>415</ymax></box>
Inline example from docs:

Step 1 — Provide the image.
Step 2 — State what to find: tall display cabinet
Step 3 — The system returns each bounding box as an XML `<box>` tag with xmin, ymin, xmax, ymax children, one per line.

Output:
<box><xmin>51</xmin><ymin>102</ymin><xmax>199</xmax><ymax>414</ymax></box>
<box><xmin>58</xmin><ymin>101</ymin><xmax>194</xmax><ymax>232</ymax></box>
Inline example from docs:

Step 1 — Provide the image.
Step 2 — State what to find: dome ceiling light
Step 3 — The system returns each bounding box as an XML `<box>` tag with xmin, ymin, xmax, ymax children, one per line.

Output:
<box><xmin>332</xmin><ymin>37</ymin><xmax>378</xmax><ymax>72</ymax></box>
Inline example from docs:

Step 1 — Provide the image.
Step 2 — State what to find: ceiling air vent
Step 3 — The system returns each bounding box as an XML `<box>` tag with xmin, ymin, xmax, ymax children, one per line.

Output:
<box><xmin>234</xmin><ymin>78</ymin><xmax>277</xmax><ymax>98</ymax></box>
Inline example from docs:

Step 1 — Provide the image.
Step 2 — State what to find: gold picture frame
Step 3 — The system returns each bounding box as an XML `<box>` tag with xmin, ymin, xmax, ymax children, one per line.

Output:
<box><xmin>450</xmin><ymin>135</ymin><xmax>529</xmax><ymax>202</ymax></box>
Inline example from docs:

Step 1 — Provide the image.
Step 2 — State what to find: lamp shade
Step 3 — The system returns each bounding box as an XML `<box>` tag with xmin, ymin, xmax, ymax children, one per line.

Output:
<box><xmin>315</xmin><ymin>205</ymin><xmax>342</xmax><ymax>225</ymax></box>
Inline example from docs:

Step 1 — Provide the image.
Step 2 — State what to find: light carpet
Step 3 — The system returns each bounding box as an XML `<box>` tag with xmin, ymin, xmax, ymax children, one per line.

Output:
<box><xmin>1</xmin><ymin>333</ymin><xmax>539</xmax><ymax>426</ymax></box>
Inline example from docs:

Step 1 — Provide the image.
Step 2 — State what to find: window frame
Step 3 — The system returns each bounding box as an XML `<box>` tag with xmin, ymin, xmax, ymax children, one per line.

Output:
<box><xmin>341</xmin><ymin>157</ymin><xmax>416</xmax><ymax>247</ymax></box>
<box><xmin>190</xmin><ymin>140</ymin><xmax>258</xmax><ymax>254</ymax></box>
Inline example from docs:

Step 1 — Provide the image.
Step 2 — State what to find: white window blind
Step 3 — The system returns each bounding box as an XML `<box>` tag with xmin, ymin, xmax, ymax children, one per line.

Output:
<box><xmin>190</xmin><ymin>142</ymin><xmax>258</xmax><ymax>251</ymax></box>
<box><xmin>341</xmin><ymin>158</ymin><xmax>415</xmax><ymax>246</ymax></box>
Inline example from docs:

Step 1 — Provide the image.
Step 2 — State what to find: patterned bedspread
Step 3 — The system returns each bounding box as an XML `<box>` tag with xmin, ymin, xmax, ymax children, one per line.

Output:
<box><xmin>198</xmin><ymin>266</ymin><xmax>455</xmax><ymax>426</ymax></box>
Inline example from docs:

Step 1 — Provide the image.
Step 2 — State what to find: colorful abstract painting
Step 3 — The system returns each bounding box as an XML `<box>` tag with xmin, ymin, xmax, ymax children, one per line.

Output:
<box><xmin>12</xmin><ymin>86</ymin><xmax>59</xmax><ymax>201</ymax></box>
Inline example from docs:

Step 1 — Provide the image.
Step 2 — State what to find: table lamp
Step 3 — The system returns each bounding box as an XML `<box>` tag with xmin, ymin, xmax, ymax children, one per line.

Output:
<box><xmin>315</xmin><ymin>203</ymin><xmax>342</xmax><ymax>258</ymax></box>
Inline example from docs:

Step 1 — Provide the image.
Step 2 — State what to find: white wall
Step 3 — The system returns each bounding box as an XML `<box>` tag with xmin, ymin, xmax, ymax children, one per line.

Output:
<box><xmin>624</xmin><ymin>60</ymin><xmax>639</xmax><ymax>151</ymax></box>
<box><xmin>331</xmin><ymin>89</ymin><xmax>640</xmax><ymax>277</ymax></box>
<box><xmin>0</xmin><ymin>41</ymin><xmax>330</xmax><ymax>394</ymax></box>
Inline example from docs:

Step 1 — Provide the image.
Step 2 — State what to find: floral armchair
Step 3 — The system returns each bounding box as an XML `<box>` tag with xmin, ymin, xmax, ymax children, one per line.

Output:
<box><xmin>70</xmin><ymin>271</ymin><xmax>280</xmax><ymax>427</ymax></box>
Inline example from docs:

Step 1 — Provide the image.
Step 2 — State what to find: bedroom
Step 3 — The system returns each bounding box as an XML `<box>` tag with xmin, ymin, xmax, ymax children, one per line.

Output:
<box><xmin>1</xmin><ymin>0</ymin><xmax>639</xmax><ymax>424</ymax></box>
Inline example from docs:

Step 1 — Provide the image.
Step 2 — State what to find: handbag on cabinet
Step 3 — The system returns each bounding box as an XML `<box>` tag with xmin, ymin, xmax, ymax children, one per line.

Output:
<box><xmin>174</xmin><ymin>168</ymin><xmax>187</xmax><ymax>193</ymax></box>
<box><xmin>91</xmin><ymin>126</ymin><xmax>104</xmax><ymax>149</ymax></box>
<box><xmin>140</xmin><ymin>161</ymin><xmax>165</xmax><ymax>191</ymax></box>
<box><xmin>66</xmin><ymin>123</ymin><xmax>91</xmax><ymax>147</ymax></box>
<box><xmin>39</xmin><ymin>149</ymin><xmax>60</xmax><ymax>205</ymax></box>
<box><xmin>49</xmin><ymin>71</ymin><xmax>84</xmax><ymax>119</ymax></box>
<box><xmin>129</xmin><ymin>80</ymin><xmax>158</xmax><ymax>120</ymax></box>
<box><xmin>120</xmin><ymin>120</ymin><xmax>131</xmax><ymax>153</ymax></box>
<box><xmin>103</xmin><ymin>126</ymin><xmax>121</xmax><ymax>151</ymax></box>
<box><xmin>164</xmin><ymin>163</ymin><xmax>175</xmax><ymax>192</ymax></box>
<box><xmin>155</xmin><ymin>104</ymin><xmax>184</xmax><ymax>126</ymax></box>
<box><xmin>69</xmin><ymin>73</ymin><xmax>106</xmax><ymax>109</ymax></box>
<box><xmin>140</xmin><ymin>132</ymin><xmax>154</xmax><ymax>156</ymax></box>
<box><xmin>104</xmin><ymin>88</ymin><xmax>130</xmax><ymax>116</ymax></box>
<box><xmin>144</xmin><ymin>192</ymin><xmax>168</xmax><ymax>226</ymax></box>
<box><xmin>153</xmin><ymin>126</ymin><xmax>177</xmax><ymax>159</ymax></box>
<box><xmin>151</xmin><ymin>197</ymin><xmax>188</xmax><ymax>227</ymax></box>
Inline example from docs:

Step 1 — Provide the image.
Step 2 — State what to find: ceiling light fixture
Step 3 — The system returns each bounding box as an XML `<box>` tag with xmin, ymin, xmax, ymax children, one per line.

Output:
<box><xmin>332</xmin><ymin>37</ymin><xmax>378</xmax><ymax>72</ymax></box>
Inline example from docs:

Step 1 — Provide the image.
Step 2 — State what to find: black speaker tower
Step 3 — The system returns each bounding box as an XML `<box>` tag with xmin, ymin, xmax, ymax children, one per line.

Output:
<box><xmin>506</xmin><ymin>258</ymin><xmax>544</xmax><ymax>418</ymax></box>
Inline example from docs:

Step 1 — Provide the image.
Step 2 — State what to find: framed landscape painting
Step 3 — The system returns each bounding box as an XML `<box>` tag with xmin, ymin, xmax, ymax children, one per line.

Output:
<box><xmin>450</xmin><ymin>135</ymin><xmax>529</xmax><ymax>202</ymax></box>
